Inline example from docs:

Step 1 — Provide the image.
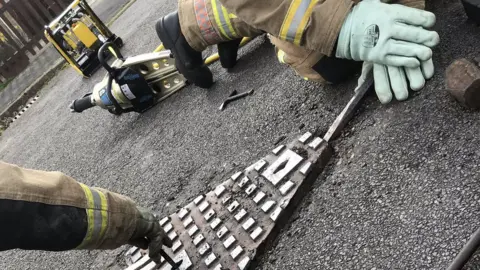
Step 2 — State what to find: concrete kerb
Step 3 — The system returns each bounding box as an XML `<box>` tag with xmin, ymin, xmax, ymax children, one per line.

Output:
<box><xmin>0</xmin><ymin>0</ymin><xmax>138</xmax><ymax>129</ymax></box>
<box><xmin>0</xmin><ymin>57</ymin><xmax>65</xmax><ymax>125</ymax></box>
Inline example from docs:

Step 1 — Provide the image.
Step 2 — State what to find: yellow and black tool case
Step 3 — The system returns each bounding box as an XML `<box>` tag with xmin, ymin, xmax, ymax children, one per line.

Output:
<box><xmin>44</xmin><ymin>0</ymin><xmax>123</xmax><ymax>78</ymax></box>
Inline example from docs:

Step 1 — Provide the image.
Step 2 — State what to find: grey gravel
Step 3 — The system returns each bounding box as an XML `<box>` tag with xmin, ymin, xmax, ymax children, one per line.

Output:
<box><xmin>0</xmin><ymin>0</ymin><xmax>479</xmax><ymax>269</ymax></box>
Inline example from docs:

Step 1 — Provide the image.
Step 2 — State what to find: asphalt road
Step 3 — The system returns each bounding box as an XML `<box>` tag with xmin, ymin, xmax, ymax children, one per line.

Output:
<box><xmin>88</xmin><ymin>0</ymin><xmax>132</xmax><ymax>22</ymax></box>
<box><xmin>0</xmin><ymin>0</ymin><xmax>479</xmax><ymax>269</ymax></box>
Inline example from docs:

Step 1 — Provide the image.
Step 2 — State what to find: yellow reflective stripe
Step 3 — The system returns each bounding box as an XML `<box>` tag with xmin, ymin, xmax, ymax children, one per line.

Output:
<box><xmin>211</xmin><ymin>0</ymin><xmax>229</xmax><ymax>38</ymax></box>
<box><xmin>228</xmin><ymin>13</ymin><xmax>237</xmax><ymax>19</ymax></box>
<box><xmin>77</xmin><ymin>183</ymin><xmax>109</xmax><ymax>249</ymax></box>
<box><xmin>221</xmin><ymin>5</ymin><xmax>237</xmax><ymax>38</ymax></box>
<box><xmin>279</xmin><ymin>0</ymin><xmax>301</xmax><ymax>42</ymax></box>
<box><xmin>211</xmin><ymin>0</ymin><xmax>238</xmax><ymax>39</ymax></box>
<box><xmin>98</xmin><ymin>191</ymin><xmax>108</xmax><ymax>240</ymax></box>
<box><xmin>78</xmin><ymin>184</ymin><xmax>95</xmax><ymax>249</ymax></box>
<box><xmin>279</xmin><ymin>0</ymin><xmax>318</xmax><ymax>45</ymax></box>
<box><xmin>277</xmin><ymin>49</ymin><xmax>286</xmax><ymax>64</ymax></box>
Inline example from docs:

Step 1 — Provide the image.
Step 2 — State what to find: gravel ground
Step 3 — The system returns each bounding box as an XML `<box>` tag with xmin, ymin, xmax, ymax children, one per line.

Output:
<box><xmin>0</xmin><ymin>0</ymin><xmax>479</xmax><ymax>269</ymax></box>
<box><xmin>258</xmin><ymin>1</ymin><xmax>480</xmax><ymax>270</ymax></box>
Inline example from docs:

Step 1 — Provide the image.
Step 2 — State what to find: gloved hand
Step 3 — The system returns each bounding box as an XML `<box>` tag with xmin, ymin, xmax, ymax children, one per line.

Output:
<box><xmin>373</xmin><ymin>58</ymin><xmax>435</xmax><ymax>103</ymax></box>
<box><xmin>355</xmin><ymin>59</ymin><xmax>435</xmax><ymax>104</ymax></box>
<box><xmin>128</xmin><ymin>207</ymin><xmax>173</xmax><ymax>264</ymax></box>
<box><xmin>336</xmin><ymin>0</ymin><xmax>439</xmax><ymax>68</ymax></box>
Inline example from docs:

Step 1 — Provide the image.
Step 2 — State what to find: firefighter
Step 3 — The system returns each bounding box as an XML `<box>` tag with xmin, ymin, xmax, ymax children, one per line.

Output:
<box><xmin>0</xmin><ymin>162</ymin><xmax>172</xmax><ymax>264</ymax></box>
<box><xmin>156</xmin><ymin>0</ymin><xmax>439</xmax><ymax>104</ymax></box>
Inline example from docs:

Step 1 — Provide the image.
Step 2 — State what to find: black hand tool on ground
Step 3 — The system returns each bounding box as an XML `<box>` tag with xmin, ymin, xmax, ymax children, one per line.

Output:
<box><xmin>159</xmin><ymin>249</ymin><xmax>182</xmax><ymax>270</ymax></box>
<box><xmin>219</xmin><ymin>89</ymin><xmax>254</xmax><ymax>111</ymax></box>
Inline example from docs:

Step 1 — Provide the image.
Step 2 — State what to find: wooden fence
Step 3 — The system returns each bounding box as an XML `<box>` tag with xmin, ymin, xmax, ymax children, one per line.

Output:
<box><xmin>0</xmin><ymin>0</ymin><xmax>71</xmax><ymax>82</ymax></box>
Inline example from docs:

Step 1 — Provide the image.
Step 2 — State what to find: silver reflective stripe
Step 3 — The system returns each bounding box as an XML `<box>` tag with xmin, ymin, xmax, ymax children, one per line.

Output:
<box><xmin>77</xmin><ymin>183</ymin><xmax>108</xmax><ymax>249</ymax></box>
<box><xmin>214</xmin><ymin>0</ymin><xmax>235</xmax><ymax>39</ymax></box>
<box><xmin>285</xmin><ymin>0</ymin><xmax>311</xmax><ymax>43</ymax></box>
<box><xmin>90</xmin><ymin>188</ymin><xmax>104</xmax><ymax>242</ymax></box>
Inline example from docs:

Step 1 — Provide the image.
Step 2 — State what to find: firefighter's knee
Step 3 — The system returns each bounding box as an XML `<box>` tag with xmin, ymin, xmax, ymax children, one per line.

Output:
<box><xmin>275</xmin><ymin>46</ymin><xmax>362</xmax><ymax>84</ymax></box>
<box><xmin>310</xmin><ymin>56</ymin><xmax>363</xmax><ymax>84</ymax></box>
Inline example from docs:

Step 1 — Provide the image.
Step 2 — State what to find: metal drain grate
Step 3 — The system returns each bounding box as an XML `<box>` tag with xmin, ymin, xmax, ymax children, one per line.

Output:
<box><xmin>125</xmin><ymin>131</ymin><xmax>333</xmax><ymax>270</ymax></box>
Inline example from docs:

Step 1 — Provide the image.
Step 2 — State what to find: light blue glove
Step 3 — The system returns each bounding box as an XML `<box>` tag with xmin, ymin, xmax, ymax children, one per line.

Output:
<box><xmin>355</xmin><ymin>59</ymin><xmax>435</xmax><ymax>104</ymax></box>
<box><xmin>373</xmin><ymin>59</ymin><xmax>435</xmax><ymax>104</ymax></box>
<box><xmin>336</xmin><ymin>0</ymin><xmax>439</xmax><ymax>68</ymax></box>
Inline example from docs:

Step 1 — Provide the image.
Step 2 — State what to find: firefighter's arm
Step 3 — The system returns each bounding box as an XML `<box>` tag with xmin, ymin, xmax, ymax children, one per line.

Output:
<box><xmin>0</xmin><ymin>162</ymin><xmax>171</xmax><ymax>263</ymax></box>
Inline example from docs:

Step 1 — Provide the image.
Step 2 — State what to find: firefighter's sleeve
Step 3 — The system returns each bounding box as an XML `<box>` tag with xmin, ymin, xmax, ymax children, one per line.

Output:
<box><xmin>217</xmin><ymin>0</ymin><xmax>355</xmax><ymax>55</ymax></box>
<box><xmin>0</xmin><ymin>162</ymin><xmax>139</xmax><ymax>251</ymax></box>
<box><xmin>217</xmin><ymin>0</ymin><xmax>426</xmax><ymax>56</ymax></box>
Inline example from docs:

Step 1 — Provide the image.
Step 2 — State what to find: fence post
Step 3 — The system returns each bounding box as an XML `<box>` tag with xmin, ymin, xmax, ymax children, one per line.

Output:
<box><xmin>0</xmin><ymin>0</ymin><xmax>69</xmax><ymax>79</ymax></box>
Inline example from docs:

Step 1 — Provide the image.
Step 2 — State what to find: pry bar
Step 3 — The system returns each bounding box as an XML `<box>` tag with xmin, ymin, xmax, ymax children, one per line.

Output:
<box><xmin>159</xmin><ymin>249</ymin><xmax>182</xmax><ymax>270</ymax></box>
<box><xmin>323</xmin><ymin>71</ymin><xmax>374</xmax><ymax>142</ymax></box>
